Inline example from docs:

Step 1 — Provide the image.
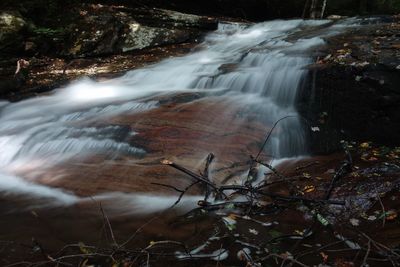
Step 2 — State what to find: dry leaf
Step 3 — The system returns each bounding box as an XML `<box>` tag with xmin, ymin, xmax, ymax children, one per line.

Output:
<box><xmin>304</xmin><ymin>185</ymin><xmax>315</xmax><ymax>193</ymax></box>
<box><xmin>349</xmin><ymin>218</ymin><xmax>360</xmax><ymax>226</ymax></box>
<box><xmin>320</xmin><ymin>252</ymin><xmax>329</xmax><ymax>262</ymax></box>
<box><xmin>360</xmin><ymin>142</ymin><xmax>369</xmax><ymax>149</ymax></box>
<box><xmin>249</xmin><ymin>228</ymin><xmax>259</xmax><ymax>235</ymax></box>
<box><xmin>385</xmin><ymin>210</ymin><xmax>398</xmax><ymax>221</ymax></box>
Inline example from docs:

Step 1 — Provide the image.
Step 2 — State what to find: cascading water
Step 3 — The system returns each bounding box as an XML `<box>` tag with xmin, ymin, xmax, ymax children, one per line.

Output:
<box><xmin>0</xmin><ymin>19</ymin><xmax>357</xmax><ymax>209</ymax></box>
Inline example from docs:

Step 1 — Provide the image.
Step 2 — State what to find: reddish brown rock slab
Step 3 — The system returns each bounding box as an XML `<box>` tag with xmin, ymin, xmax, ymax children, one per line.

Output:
<box><xmin>30</xmin><ymin>96</ymin><xmax>270</xmax><ymax>196</ymax></box>
<box><xmin>123</xmin><ymin>97</ymin><xmax>268</xmax><ymax>162</ymax></box>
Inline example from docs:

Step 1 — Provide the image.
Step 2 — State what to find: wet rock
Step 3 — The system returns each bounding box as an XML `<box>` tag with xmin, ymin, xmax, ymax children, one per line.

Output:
<box><xmin>120</xmin><ymin>23</ymin><xmax>189</xmax><ymax>52</ymax></box>
<box><xmin>62</xmin><ymin>5</ymin><xmax>217</xmax><ymax>58</ymax></box>
<box><xmin>298</xmin><ymin>19</ymin><xmax>400</xmax><ymax>153</ymax></box>
<box><xmin>30</xmin><ymin>97</ymin><xmax>267</xmax><ymax>195</ymax></box>
<box><xmin>360</xmin><ymin>162</ymin><xmax>400</xmax><ymax>175</ymax></box>
<box><xmin>327</xmin><ymin>15</ymin><xmax>349</xmax><ymax>20</ymax></box>
<box><xmin>64</xmin><ymin>11</ymin><xmax>123</xmax><ymax>57</ymax></box>
<box><xmin>127</xmin><ymin>8</ymin><xmax>217</xmax><ymax>30</ymax></box>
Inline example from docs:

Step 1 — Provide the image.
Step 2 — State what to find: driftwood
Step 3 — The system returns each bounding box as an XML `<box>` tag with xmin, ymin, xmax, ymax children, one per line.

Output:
<box><xmin>160</xmin><ymin>153</ymin><xmax>346</xmax><ymax>215</ymax></box>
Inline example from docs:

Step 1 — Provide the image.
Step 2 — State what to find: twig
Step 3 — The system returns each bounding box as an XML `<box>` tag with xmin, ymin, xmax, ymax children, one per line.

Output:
<box><xmin>118</xmin><ymin>216</ymin><xmax>160</xmax><ymax>249</ymax></box>
<box><xmin>143</xmin><ymin>240</ymin><xmax>189</xmax><ymax>252</ymax></box>
<box><xmin>375</xmin><ymin>191</ymin><xmax>386</xmax><ymax>228</ymax></box>
<box><xmin>217</xmin><ymin>185</ymin><xmax>345</xmax><ymax>205</ymax></box>
<box><xmin>252</xmin><ymin>156</ymin><xmax>286</xmax><ymax>180</ymax></box>
<box><xmin>261</xmin><ymin>253</ymin><xmax>310</xmax><ymax>267</ymax></box>
<box><xmin>295</xmin><ymin>240</ymin><xmax>346</xmax><ymax>259</ymax></box>
<box><xmin>255</xmin><ymin>176</ymin><xmax>303</xmax><ymax>190</ymax></box>
<box><xmin>203</xmin><ymin>153</ymin><xmax>215</xmax><ymax>202</ymax></box>
<box><xmin>254</xmin><ymin>115</ymin><xmax>298</xmax><ymax>161</ymax></box>
<box><xmin>32</xmin><ymin>253</ymin><xmax>112</xmax><ymax>267</ymax></box>
<box><xmin>362</xmin><ymin>240</ymin><xmax>372</xmax><ymax>267</ymax></box>
<box><xmin>152</xmin><ymin>180</ymin><xmax>200</xmax><ymax>207</ymax></box>
<box><xmin>99</xmin><ymin>202</ymin><xmax>118</xmax><ymax>247</ymax></box>
<box><xmin>161</xmin><ymin>160</ymin><xmax>218</xmax><ymax>189</ymax></box>
<box><xmin>324</xmin><ymin>146</ymin><xmax>352</xmax><ymax>200</ymax></box>
<box><xmin>361</xmin><ymin>232</ymin><xmax>400</xmax><ymax>257</ymax></box>
<box><xmin>295</xmin><ymin>161</ymin><xmax>320</xmax><ymax>171</ymax></box>
<box><xmin>357</xmin><ymin>231</ymin><xmax>400</xmax><ymax>266</ymax></box>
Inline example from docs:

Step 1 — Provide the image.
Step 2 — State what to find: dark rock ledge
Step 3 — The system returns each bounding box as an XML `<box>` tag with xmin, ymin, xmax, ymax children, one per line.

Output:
<box><xmin>298</xmin><ymin>16</ymin><xmax>400</xmax><ymax>153</ymax></box>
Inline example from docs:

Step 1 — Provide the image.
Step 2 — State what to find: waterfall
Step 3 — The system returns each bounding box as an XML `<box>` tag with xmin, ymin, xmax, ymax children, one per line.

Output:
<box><xmin>0</xmin><ymin>19</ymin><xmax>358</xmax><ymax>205</ymax></box>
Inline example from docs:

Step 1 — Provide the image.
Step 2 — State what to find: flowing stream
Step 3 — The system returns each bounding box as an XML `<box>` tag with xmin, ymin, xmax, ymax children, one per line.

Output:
<box><xmin>0</xmin><ymin>19</ymin><xmax>360</xmax><ymax>211</ymax></box>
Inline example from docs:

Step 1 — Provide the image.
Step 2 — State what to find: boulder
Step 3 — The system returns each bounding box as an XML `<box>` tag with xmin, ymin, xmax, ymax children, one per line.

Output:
<box><xmin>64</xmin><ymin>11</ymin><xmax>124</xmax><ymax>57</ymax></box>
<box><xmin>0</xmin><ymin>11</ymin><xmax>28</xmax><ymax>55</ymax></box>
<box><xmin>62</xmin><ymin>5</ymin><xmax>218</xmax><ymax>58</ymax></box>
<box><xmin>297</xmin><ymin>20</ymin><xmax>400</xmax><ymax>153</ymax></box>
<box><xmin>120</xmin><ymin>23</ymin><xmax>189</xmax><ymax>52</ymax></box>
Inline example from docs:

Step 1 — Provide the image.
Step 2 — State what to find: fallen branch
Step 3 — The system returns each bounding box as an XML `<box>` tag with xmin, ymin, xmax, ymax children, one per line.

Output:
<box><xmin>161</xmin><ymin>160</ymin><xmax>218</xmax><ymax>189</ymax></box>
<box><xmin>203</xmin><ymin>153</ymin><xmax>215</xmax><ymax>201</ymax></box>
<box><xmin>152</xmin><ymin>180</ymin><xmax>200</xmax><ymax>207</ymax></box>
<box><xmin>324</xmin><ymin>145</ymin><xmax>353</xmax><ymax>200</ymax></box>
<box><xmin>252</xmin><ymin>156</ymin><xmax>286</xmax><ymax>180</ymax></box>
<box><xmin>254</xmin><ymin>115</ymin><xmax>298</xmax><ymax>161</ymax></box>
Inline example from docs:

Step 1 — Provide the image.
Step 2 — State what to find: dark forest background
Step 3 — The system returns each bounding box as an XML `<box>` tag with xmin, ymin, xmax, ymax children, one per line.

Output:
<box><xmin>1</xmin><ymin>0</ymin><xmax>400</xmax><ymax>25</ymax></box>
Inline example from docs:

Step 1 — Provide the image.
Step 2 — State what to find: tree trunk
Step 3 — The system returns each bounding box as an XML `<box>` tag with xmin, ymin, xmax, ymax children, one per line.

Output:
<box><xmin>310</xmin><ymin>0</ymin><xmax>319</xmax><ymax>19</ymax></box>
<box><xmin>302</xmin><ymin>0</ymin><xmax>311</xmax><ymax>18</ymax></box>
<box><xmin>320</xmin><ymin>0</ymin><xmax>327</xmax><ymax>18</ymax></box>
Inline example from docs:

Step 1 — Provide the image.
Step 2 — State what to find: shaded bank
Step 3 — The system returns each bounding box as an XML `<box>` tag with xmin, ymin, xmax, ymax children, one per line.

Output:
<box><xmin>298</xmin><ymin>15</ymin><xmax>400</xmax><ymax>153</ymax></box>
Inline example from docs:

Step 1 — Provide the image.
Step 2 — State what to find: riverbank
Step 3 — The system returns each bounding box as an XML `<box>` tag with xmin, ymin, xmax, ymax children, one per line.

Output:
<box><xmin>0</xmin><ymin>3</ymin><xmax>220</xmax><ymax>100</ymax></box>
<box><xmin>0</xmin><ymin>42</ymin><xmax>200</xmax><ymax>101</ymax></box>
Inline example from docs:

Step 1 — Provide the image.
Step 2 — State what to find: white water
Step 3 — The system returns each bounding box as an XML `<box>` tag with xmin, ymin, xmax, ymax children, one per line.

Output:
<box><xmin>0</xmin><ymin>19</ymin><xmax>359</xmax><ymax>210</ymax></box>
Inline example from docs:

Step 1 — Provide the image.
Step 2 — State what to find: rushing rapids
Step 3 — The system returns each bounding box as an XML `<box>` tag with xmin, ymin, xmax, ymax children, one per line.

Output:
<box><xmin>0</xmin><ymin>19</ymin><xmax>360</xmax><ymax>210</ymax></box>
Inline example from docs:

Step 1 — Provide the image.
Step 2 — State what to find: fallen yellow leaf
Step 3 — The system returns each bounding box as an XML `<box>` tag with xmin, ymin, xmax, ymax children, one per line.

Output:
<box><xmin>360</xmin><ymin>142</ymin><xmax>369</xmax><ymax>149</ymax></box>
<box><xmin>303</xmin><ymin>185</ymin><xmax>315</xmax><ymax>193</ymax></box>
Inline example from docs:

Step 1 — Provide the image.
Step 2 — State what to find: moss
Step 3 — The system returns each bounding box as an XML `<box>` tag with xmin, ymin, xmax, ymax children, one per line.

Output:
<box><xmin>0</xmin><ymin>11</ymin><xmax>26</xmax><ymax>32</ymax></box>
<box><xmin>32</xmin><ymin>27</ymin><xmax>65</xmax><ymax>38</ymax></box>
